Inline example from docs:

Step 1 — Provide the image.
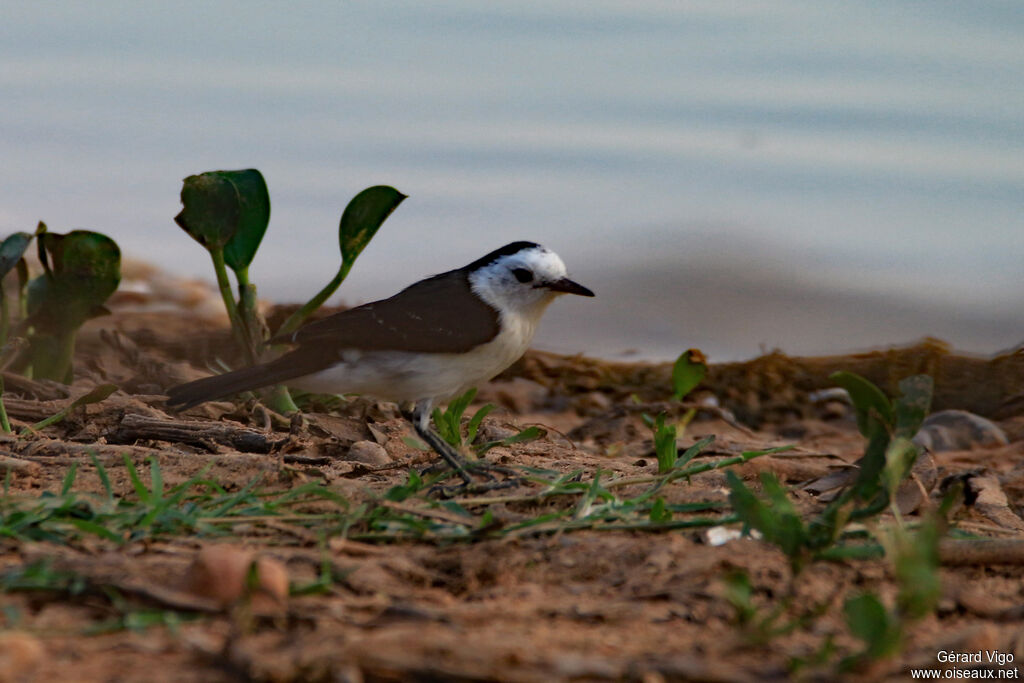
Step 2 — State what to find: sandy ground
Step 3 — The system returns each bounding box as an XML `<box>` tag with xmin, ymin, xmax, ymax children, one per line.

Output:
<box><xmin>0</xmin><ymin>272</ymin><xmax>1022</xmax><ymax>682</ymax></box>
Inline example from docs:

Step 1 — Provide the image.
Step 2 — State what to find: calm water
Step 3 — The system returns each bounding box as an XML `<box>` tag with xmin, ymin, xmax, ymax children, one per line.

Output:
<box><xmin>2</xmin><ymin>2</ymin><xmax>1021</xmax><ymax>360</ymax></box>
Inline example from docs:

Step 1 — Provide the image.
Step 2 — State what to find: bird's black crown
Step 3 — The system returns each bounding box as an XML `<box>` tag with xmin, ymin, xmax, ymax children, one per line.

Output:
<box><xmin>461</xmin><ymin>241</ymin><xmax>541</xmax><ymax>272</ymax></box>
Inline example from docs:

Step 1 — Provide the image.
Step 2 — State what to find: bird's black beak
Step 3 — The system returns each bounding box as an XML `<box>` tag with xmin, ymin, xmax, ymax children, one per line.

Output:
<box><xmin>544</xmin><ymin>277</ymin><xmax>595</xmax><ymax>297</ymax></box>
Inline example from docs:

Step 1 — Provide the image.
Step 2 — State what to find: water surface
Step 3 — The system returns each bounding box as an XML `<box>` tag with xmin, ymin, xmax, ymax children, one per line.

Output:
<box><xmin>2</xmin><ymin>1</ymin><xmax>1021</xmax><ymax>359</ymax></box>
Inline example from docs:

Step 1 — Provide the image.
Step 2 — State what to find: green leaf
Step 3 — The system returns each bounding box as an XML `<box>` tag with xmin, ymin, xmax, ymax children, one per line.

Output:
<box><xmin>891</xmin><ymin>520</ymin><xmax>941</xmax><ymax>619</ymax></box>
<box><xmin>671</xmin><ymin>348</ymin><xmax>707</xmax><ymax>401</ymax></box>
<box><xmin>384</xmin><ymin>470</ymin><xmax>424</xmax><ymax>502</ymax></box>
<box><xmin>757</xmin><ymin>473</ymin><xmax>807</xmax><ymax>559</ymax></box>
<box><xmin>22</xmin><ymin>384</ymin><xmax>119</xmax><ymax>434</ymax></box>
<box><xmin>272</xmin><ymin>185</ymin><xmax>406</xmax><ymax>340</ymax></box>
<box><xmin>676</xmin><ymin>435</ymin><xmax>715</xmax><ymax>469</ymax></box>
<box><xmin>465</xmin><ymin>404</ymin><xmax>495</xmax><ymax>444</ymax></box>
<box><xmin>0</xmin><ymin>232</ymin><xmax>33</xmax><ymax>278</ymax></box>
<box><xmin>221</xmin><ymin>169</ymin><xmax>271</xmax><ymax>273</ymax></box>
<box><xmin>651</xmin><ymin>413</ymin><xmax>678</xmax><ymax>473</ymax></box>
<box><xmin>175</xmin><ymin>172</ymin><xmax>241</xmax><ymax>249</ymax></box>
<box><xmin>89</xmin><ymin>452</ymin><xmax>114</xmax><ymax>502</ymax></box>
<box><xmin>338</xmin><ymin>186</ymin><xmax>406</xmax><ymax>265</ymax></box>
<box><xmin>726</xmin><ymin>471</ymin><xmax>774</xmax><ymax>537</ymax></box>
<box><xmin>881</xmin><ymin>436</ymin><xmax>920</xmax><ymax>500</ymax></box>
<box><xmin>401</xmin><ymin>436</ymin><xmax>429</xmax><ymax>451</ymax></box>
<box><xmin>69</xmin><ymin>518</ymin><xmax>122</xmax><ymax>543</ymax></box>
<box><xmin>26</xmin><ymin>229</ymin><xmax>120</xmax><ymax>380</ymax></box>
<box><xmin>892</xmin><ymin>374</ymin><xmax>933</xmax><ymax>439</ymax></box>
<box><xmin>722</xmin><ymin>570</ymin><xmax>755</xmax><ymax>624</ymax></box>
<box><xmin>28</xmin><ymin>231</ymin><xmax>121</xmax><ymax>334</ymax></box>
<box><xmin>60</xmin><ymin>462</ymin><xmax>78</xmax><ymax>496</ymax></box>
<box><xmin>843</xmin><ymin>592</ymin><xmax>900</xmax><ymax>659</ymax></box>
<box><xmin>69</xmin><ymin>383</ymin><xmax>119</xmax><ymax>409</ymax></box>
<box><xmin>829</xmin><ymin>371</ymin><xmax>892</xmax><ymax>440</ymax></box>
<box><xmin>844</xmin><ymin>592</ymin><xmax>888</xmax><ymax>642</ymax></box>
<box><xmin>123</xmin><ymin>455</ymin><xmax>152</xmax><ymax>505</ymax></box>
<box><xmin>726</xmin><ymin>471</ymin><xmax>808</xmax><ymax>568</ymax></box>
<box><xmin>649</xmin><ymin>497</ymin><xmax>672</xmax><ymax>522</ymax></box>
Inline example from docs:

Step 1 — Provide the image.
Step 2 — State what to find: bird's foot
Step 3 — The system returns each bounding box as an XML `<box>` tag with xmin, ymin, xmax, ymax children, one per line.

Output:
<box><xmin>423</xmin><ymin>458</ymin><xmax>523</xmax><ymax>498</ymax></box>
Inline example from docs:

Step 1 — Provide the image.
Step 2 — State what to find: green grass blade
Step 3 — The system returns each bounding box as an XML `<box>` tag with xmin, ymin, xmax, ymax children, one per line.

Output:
<box><xmin>122</xmin><ymin>455</ymin><xmax>152</xmax><ymax>505</ymax></box>
<box><xmin>59</xmin><ymin>462</ymin><xmax>78</xmax><ymax>496</ymax></box>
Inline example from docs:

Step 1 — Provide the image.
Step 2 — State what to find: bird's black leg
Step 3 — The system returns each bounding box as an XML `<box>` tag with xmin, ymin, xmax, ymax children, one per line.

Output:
<box><xmin>403</xmin><ymin>399</ymin><xmax>473</xmax><ymax>485</ymax></box>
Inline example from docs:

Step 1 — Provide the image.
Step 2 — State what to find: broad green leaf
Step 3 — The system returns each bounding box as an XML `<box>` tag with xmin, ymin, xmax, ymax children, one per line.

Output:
<box><xmin>28</xmin><ymin>231</ymin><xmax>121</xmax><ymax>334</ymax></box>
<box><xmin>338</xmin><ymin>186</ymin><xmax>406</xmax><ymax>264</ymax></box>
<box><xmin>671</xmin><ymin>348</ymin><xmax>707</xmax><ymax>401</ymax></box>
<box><xmin>892</xmin><ymin>374</ymin><xmax>933</xmax><ymax>439</ymax></box>
<box><xmin>0</xmin><ymin>232</ymin><xmax>33</xmax><ymax>277</ymax></box>
<box><xmin>175</xmin><ymin>172</ymin><xmax>241</xmax><ymax>249</ymax></box>
<box><xmin>829</xmin><ymin>371</ymin><xmax>893</xmax><ymax>440</ymax></box>
<box><xmin>221</xmin><ymin>169</ymin><xmax>271</xmax><ymax>272</ymax></box>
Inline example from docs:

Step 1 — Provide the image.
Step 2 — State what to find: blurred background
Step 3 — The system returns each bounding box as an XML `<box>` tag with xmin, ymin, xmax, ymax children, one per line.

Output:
<box><xmin>2</xmin><ymin>1</ymin><xmax>1021</xmax><ymax>361</ymax></box>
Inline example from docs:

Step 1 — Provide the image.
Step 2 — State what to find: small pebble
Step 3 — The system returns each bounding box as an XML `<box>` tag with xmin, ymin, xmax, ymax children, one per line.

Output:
<box><xmin>185</xmin><ymin>545</ymin><xmax>289</xmax><ymax>612</ymax></box>
<box><xmin>346</xmin><ymin>440</ymin><xmax>392</xmax><ymax>466</ymax></box>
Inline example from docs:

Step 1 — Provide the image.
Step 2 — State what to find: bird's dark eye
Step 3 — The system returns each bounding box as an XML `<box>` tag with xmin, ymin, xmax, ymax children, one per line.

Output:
<box><xmin>511</xmin><ymin>268</ymin><xmax>533</xmax><ymax>283</ymax></box>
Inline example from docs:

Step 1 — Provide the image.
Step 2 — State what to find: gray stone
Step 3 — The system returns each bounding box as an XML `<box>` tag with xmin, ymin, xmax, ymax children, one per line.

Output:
<box><xmin>913</xmin><ymin>409</ymin><xmax>1008</xmax><ymax>452</ymax></box>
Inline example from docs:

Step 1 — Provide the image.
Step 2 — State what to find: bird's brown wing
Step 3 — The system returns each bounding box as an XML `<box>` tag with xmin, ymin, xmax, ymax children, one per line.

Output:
<box><xmin>279</xmin><ymin>269</ymin><xmax>501</xmax><ymax>354</ymax></box>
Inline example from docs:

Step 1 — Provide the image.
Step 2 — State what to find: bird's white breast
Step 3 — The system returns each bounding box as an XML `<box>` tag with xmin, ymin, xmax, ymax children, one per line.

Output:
<box><xmin>288</xmin><ymin>306</ymin><xmax>543</xmax><ymax>403</ymax></box>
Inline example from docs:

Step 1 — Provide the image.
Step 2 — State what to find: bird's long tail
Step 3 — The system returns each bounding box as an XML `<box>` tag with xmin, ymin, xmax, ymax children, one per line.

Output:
<box><xmin>165</xmin><ymin>355</ymin><xmax>306</xmax><ymax>409</ymax></box>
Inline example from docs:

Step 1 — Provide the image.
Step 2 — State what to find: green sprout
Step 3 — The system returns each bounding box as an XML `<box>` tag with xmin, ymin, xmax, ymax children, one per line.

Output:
<box><xmin>726</xmin><ymin>373</ymin><xmax>934</xmax><ymax>573</ymax></box>
<box><xmin>174</xmin><ymin>170</ymin><xmax>405</xmax><ymax>411</ymax></box>
<box><xmin>432</xmin><ymin>388</ymin><xmax>493</xmax><ymax>452</ymax></box>
<box><xmin>174</xmin><ymin>169</ymin><xmax>271</xmax><ymax>363</ymax></box>
<box><xmin>426</xmin><ymin>387</ymin><xmax>545</xmax><ymax>458</ymax></box>
<box><xmin>671</xmin><ymin>348</ymin><xmax>707</xmax><ymax>401</ymax></box>
<box><xmin>0</xmin><ymin>228</ymin><xmax>39</xmax><ymax>345</ymax></box>
<box><xmin>642</xmin><ymin>412</ymin><xmax>714</xmax><ymax>474</ymax></box>
<box><xmin>22</xmin><ymin>227</ymin><xmax>121</xmax><ymax>382</ymax></box>
<box><xmin>274</xmin><ymin>185</ymin><xmax>407</xmax><ymax>338</ymax></box>
<box><xmin>838</xmin><ymin>517</ymin><xmax>941</xmax><ymax>670</ymax></box>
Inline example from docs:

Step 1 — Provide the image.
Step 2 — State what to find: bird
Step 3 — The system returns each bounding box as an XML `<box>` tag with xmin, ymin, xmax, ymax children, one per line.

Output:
<box><xmin>166</xmin><ymin>241</ymin><xmax>594</xmax><ymax>483</ymax></box>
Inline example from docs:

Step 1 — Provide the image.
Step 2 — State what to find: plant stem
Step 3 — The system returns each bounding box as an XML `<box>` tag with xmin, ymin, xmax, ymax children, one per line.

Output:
<box><xmin>0</xmin><ymin>377</ymin><xmax>10</xmax><ymax>434</ymax></box>
<box><xmin>16</xmin><ymin>259</ymin><xmax>29</xmax><ymax>319</ymax></box>
<box><xmin>33</xmin><ymin>331</ymin><xmax>77</xmax><ymax>384</ymax></box>
<box><xmin>451</xmin><ymin>448</ymin><xmax>786</xmax><ymax>507</ymax></box>
<box><xmin>275</xmin><ymin>260</ymin><xmax>351</xmax><ymax>339</ymax></box>
<box><xmin>234</xmin><ymin>267</ymin><xmax>269</xmax><ymax>362</ymax></box>
<box><xmin>263</xmin><ymin>384</ymin><xmax>299</xmax><ymax>414</ymax></box>
<box><xmin>209</xmin><ymin>248</ymin><xmax>250</xmax><ymax>361</ymax></box>
<box><xmin>0</xmin><ymin>280</ymin><xmax>8</xmax><ymax>346</ymax></box>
